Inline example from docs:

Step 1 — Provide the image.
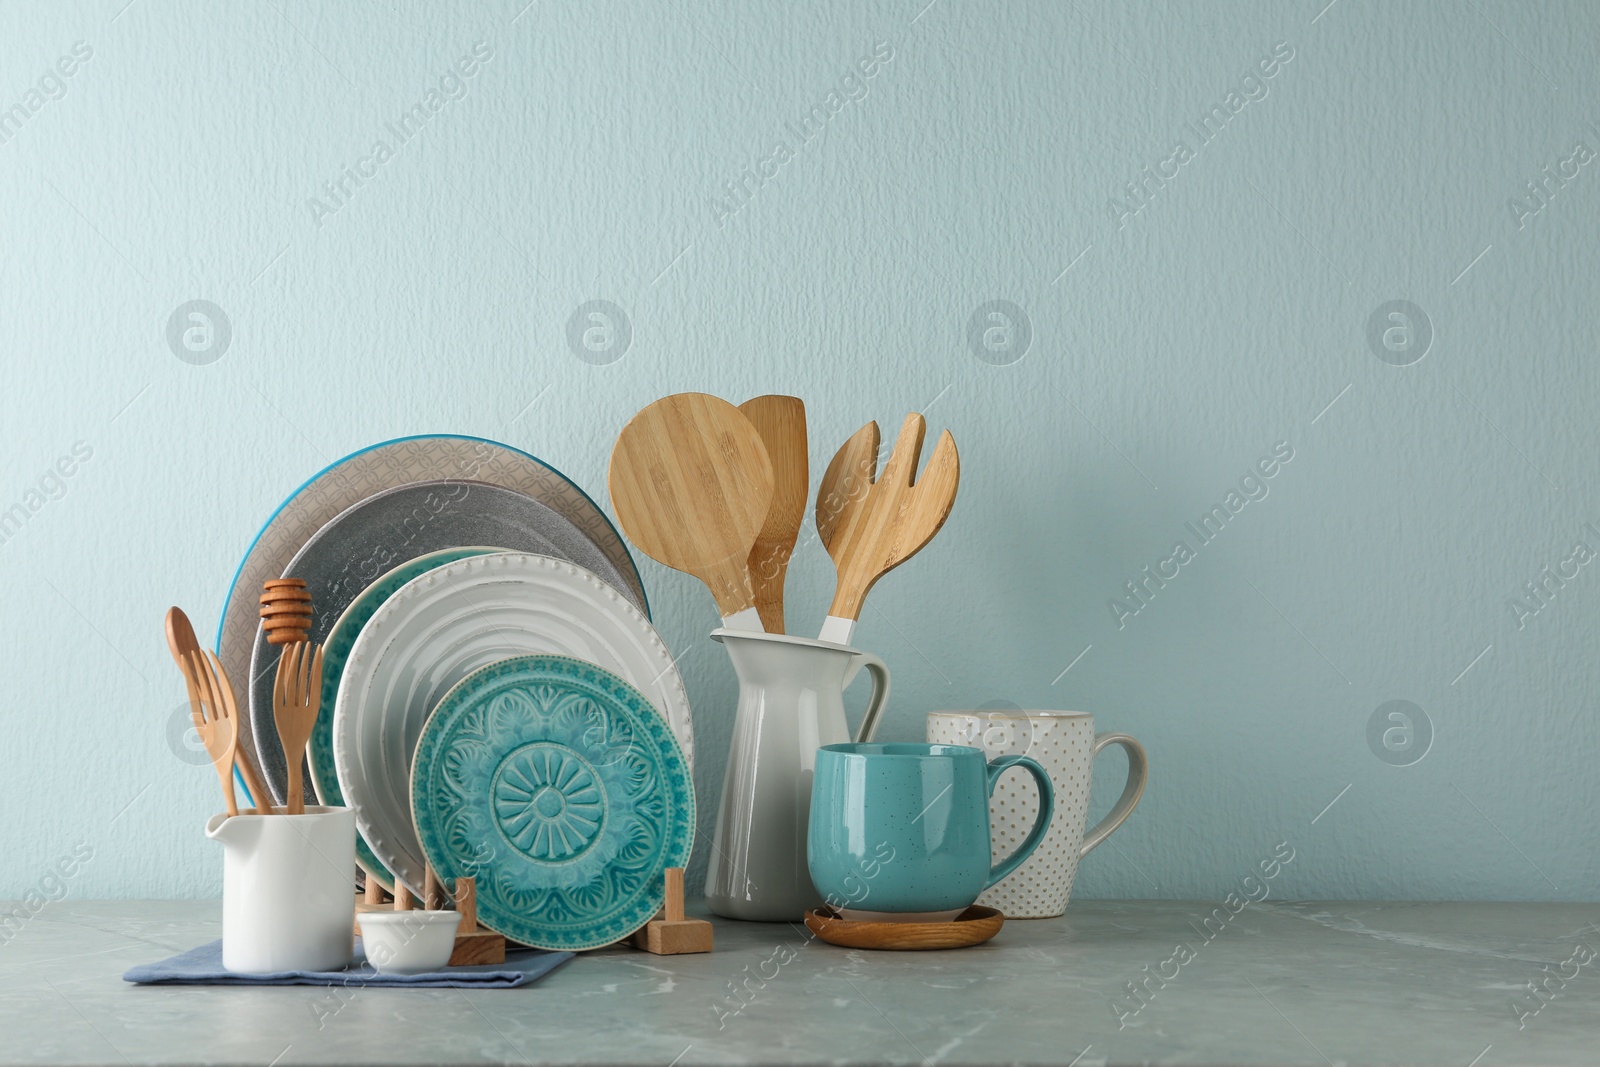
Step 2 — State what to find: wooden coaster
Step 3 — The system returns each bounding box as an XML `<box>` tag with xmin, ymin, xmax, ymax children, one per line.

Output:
<box><xmin>804</xmin><ymin>905</ymin><xmax>1003</xmax><ymax>950</ymax></box>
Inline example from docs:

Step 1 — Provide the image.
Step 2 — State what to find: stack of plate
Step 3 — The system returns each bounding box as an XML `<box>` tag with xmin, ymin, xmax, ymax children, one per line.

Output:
<box><xmin>217</xmin><ymin>436</ymin><xmax>695</xmax><ymax>951</ymax></box>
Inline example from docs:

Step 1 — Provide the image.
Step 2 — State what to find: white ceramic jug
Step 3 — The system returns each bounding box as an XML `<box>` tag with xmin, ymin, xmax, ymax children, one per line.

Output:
<box><xmin>207</xmin><ymin>805</ymin><xmax>356</xmax><ymax>973</ymax></box>
<box><xmin>704</xmin><ymin>630</ymin><xmax>889</xmax><ymax>921</ymax></box>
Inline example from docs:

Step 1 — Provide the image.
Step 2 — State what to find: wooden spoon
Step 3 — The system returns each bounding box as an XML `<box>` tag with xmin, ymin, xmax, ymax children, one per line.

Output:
<box><xmin>166</xmin><ymin>607</ymin><xmax>270</xmax><ymax>813</ymax></box>
<box><xmin>608</xmin><ymin>393</ymin><xmax>775</xmax><ymax>630</ymax></box>
<box><xmin>739</xmin><ymin>395</ymin><xmax>807</xmax><ymax>634</ymax></box>
<box><xmin>164</xmin><ymin>607</ymin><xmax>201</xmax><ymax>665</ymax></box>
<box><xmin>817</xmin><ymin>414</ymin><xmax>960</xmax><ymax>645</ymax></box>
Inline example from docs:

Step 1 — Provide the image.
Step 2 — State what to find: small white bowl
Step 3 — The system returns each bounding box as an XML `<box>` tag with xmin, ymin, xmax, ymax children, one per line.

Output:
<box><xmin>357</xmin><ymin>911</ymin><xmax>462</xmax><ymax>974</ymax></box>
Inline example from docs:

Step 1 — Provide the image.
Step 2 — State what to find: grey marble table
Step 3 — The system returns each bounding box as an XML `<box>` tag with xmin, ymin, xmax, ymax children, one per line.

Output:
<box><xmin>2</xmin><ymin>899</ymin><xmax>1597</xmax><ymax>1066</ymax></box>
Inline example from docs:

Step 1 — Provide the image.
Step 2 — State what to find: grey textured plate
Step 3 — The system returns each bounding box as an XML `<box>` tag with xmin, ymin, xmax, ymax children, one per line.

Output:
<box><xmin>216</xmin><ymin>435</ymin><xmax>648</xmax><ymax>808</ymax></box>
<box><xmin>247</xmin><ymin>479</ymin><xmax>642</xmax><ymax>802</ymax></box>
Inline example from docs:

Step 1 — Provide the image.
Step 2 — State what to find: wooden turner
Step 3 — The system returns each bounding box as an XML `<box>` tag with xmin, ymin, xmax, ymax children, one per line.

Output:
<box><xmin>817</xmin><ymin>414</ymin><xmax>960</xmax><ymax>645</ymax></box>
<box><xmin>739</xmin><ymin>395</ymin><xmax>807</xmax><ymax>634</ymax></box>
<box><xmin>608</xmin><ymin>393</ymin><xmax>775</xmax><ymax>631</ymax></box>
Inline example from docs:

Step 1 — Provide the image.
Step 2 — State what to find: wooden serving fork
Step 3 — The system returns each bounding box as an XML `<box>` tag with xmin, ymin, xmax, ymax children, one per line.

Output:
<box><xmin>816</xmin><ymin>413</ymin><xmax>960</xmax><ymax>645</ymax></box>
<box><xmin>273</xmin><ymin>641</ymin><xmax>324</xmax><ymax>816</ymax></box>
<box><xmin>182</xmin><ymin>650</ymin><xmax>242</xmax><ymax>817</ymax></box>
<box><xmin>167</xmin><ymin>607</ymin><xmax>271</xmax><ymax>813</ymax></box>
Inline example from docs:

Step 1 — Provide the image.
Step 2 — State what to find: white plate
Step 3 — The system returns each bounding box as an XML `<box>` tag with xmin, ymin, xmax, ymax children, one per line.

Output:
<box><xmin>332</xmin><ymin>552</ymin><xmax>693</xmax><ymax>897</ymax></box>
<box><xmin>248</xmin><ymin>479</ymin><xmax>636</xmax><ymax>803</ymax></box>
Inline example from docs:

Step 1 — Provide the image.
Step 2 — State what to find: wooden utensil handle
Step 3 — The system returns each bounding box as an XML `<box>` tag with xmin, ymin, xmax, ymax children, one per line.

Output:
<box><xmin>286</xmin><ymin>759</ymin><xmax>304</xmax><ymax>817</ymax></box>
<box><xmin>217</xmin><ymin>761</ymin><xmax>238</xmax><ymax>818</ymax></box>
<box><xmin>234</xmin><ymin>748</ymin><xmax>273</xmax><ymax>815</ymax></box>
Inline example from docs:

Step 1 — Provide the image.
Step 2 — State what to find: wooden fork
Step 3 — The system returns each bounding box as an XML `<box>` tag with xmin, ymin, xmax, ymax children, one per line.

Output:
<box><xmin>816</xmin><ymin>413</ymin><xmax>960</xmax><ymax>645</ymax></box>
<box><xmin>167</xmin><ymin>607</ymin><xmax>272</xmax><ymax>813</ymax></box>
<box><xmin>274</xmin><ymin>641</ymin><xmax>324</xmax><ymax>816</ymax></box>
<box><xmin>182</xmin><ymin>650</ymin><xmax>240</xmax><ymax>817</ymax></box>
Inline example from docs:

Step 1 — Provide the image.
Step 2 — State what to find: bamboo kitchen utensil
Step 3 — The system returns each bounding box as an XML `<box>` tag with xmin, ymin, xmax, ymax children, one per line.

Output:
<box><xmin>259</xmin><ymin>578</ymin><xmax>312</xmax><ymax>646</ymax></box>
<box><xmin>272</xmin><ymin>640</ymin><xmax>323</xmax><ymax>816</ymax></box>
<box><xmin>182</xmin><ymin>650</ymin><xmax>241</xmax><ymax>817</ymax></box>
<box><xmin>608</xmin><ymin>393</ymin><xmax>775</xmax><ymax>631</ymax></box>
<box><xmin>164</xmin><ymin>606</ymin><xmax>201</xmax><ymax>665</ymax></box>
<box><xmin>814</xmin><ymin>421</ymin><xmax>879</xmax><ymax>549</ymax></box>
<box><xmin>167</xmin><ymin>607</ymin><xmax>271</xmax><ymax>811</ymax></box>
<box><xmin>817</xmin><ymin>414</ymin><xmax>960</xmax><ymax>645</ymax></box>
<box><xmin>739</xmin><ymin>395</ymin><xmax>807</xmax><ymax>634</ymax></box>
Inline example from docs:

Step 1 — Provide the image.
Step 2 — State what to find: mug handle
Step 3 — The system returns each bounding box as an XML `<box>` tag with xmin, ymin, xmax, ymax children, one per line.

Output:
<box><xmin>1080</xmin><ymin>733</ymin><xmax>1148</xmax><ymax>858</ymax></box>
<box><xmin>845</xmin><ymin>652</ymin><xmax>890</xmax><ymax>743</ymax></box>
<box><xmin>982</xmin><ymin>755</ymin><xmax>1055</xmax><ymax>890</ymax></box>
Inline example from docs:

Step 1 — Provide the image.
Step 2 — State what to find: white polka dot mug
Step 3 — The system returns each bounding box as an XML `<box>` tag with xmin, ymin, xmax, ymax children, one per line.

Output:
<box><xmin>925</xmin><ymin>712</ymin><xmax>1146</xmax><ymax>919</ymax></box>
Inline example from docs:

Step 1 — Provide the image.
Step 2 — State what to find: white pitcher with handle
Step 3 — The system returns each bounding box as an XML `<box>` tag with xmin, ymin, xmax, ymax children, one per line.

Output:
<box><xmin>705</xmin><ymin>630</ymin><xmax>889</xmax><ymax>921</ymax></box>
<box><xmin>207</xmin><ymin>805</ymin><xmax>355</xmax><ymax>972</ymax></box>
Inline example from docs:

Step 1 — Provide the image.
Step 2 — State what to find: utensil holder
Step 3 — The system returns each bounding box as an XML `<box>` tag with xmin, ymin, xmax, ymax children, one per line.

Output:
<box><xmin>206</xmin><ymin>805</ymin><xmax>355</xmax><ymax>973</ymax></box>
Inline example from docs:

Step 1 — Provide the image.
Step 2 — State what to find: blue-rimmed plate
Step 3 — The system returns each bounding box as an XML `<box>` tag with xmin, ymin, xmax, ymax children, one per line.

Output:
<box><xmin>215</xmin><ymin>435</ymin><xmax>647</xmax><ymax>800</ymax></box>
<box><xmin>410</xmin><ymin>655</ymin><xmax>695</xmax><ymax>951</ymax></box>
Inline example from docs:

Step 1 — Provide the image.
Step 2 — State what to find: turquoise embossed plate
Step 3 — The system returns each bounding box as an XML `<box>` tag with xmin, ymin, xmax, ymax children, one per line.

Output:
<box><xmin>311</xmin><ymin>546</ymin><xmax>498</xmax><ymax>888</ymax></box>
<box><xmin>410</xmin><ymin>655</ymin><xmax>695</xmax><ymax>951</ymax></box>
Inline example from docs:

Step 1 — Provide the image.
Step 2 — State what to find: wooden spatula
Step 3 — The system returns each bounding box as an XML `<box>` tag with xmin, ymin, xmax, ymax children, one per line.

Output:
<box><xmin>817</xmin><ymin>414</ymin><xmax>960</xmax><ymax>645</ymax></box>
<box><xmin>739</xmin><ymin>395</ymin><xmax>807</xmax><ymax>634</ymax></box>
<box><xmin>609</xmin><ymin>393</ymin><xmax>775</xmax><ymax>631</ymax></box>
<box><xmin>166</xmin><ymin>607</ymin><xmax>270</xmax><ymax>813</ymax></box>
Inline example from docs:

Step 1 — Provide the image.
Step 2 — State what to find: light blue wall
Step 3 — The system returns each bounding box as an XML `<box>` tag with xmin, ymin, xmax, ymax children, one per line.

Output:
<box><xmin>3</xmin><ymin>0</ymin><xmax>1597</xmax><ymax>902</ymax></box>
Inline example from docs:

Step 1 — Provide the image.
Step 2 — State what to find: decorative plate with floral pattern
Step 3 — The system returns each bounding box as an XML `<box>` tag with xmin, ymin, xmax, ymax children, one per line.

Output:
<box><xmin>410</xmin><ymin>655</ymin><xmax>695</xmax><ymax>951</ymax></box>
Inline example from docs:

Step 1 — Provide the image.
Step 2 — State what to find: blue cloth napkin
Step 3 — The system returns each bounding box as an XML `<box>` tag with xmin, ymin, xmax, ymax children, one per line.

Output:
<box><xmin>123</xmin><ymin>937</ymin><xmax>573</xmax><ymax>988</ymax></box>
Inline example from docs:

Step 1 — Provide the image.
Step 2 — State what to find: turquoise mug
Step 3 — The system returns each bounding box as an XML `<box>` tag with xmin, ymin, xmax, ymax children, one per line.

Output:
<box><xmin>807</xmin><ymin>743</ymin><xmax>1055</xmax><ymax>921</ymax></box>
